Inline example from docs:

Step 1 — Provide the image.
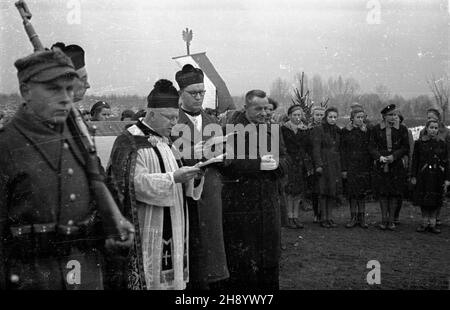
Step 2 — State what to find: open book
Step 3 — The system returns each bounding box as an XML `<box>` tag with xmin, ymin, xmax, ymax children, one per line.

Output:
<box><xmin>195</xmin><ymin>153</ymin><xmax>226</xmax><ymax>168</ymax></box>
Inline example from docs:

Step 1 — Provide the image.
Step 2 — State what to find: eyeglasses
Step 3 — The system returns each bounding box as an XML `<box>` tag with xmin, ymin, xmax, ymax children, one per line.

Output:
<box><xmin>185</xmin><ymin>90</ymin><xmax>206</xmax><ymax>98</ymax></box>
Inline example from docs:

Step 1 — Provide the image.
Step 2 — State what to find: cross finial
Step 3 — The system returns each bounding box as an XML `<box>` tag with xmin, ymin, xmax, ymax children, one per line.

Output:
<box><xmin>182</xmin><ymin>28</ymin><xmax>193</xmax><ymax>55</ymax></box>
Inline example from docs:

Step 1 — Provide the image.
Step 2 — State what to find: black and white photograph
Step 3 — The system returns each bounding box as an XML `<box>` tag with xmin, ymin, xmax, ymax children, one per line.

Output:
<box><xmin>0</xmin><ymin>0</ymin><xmax>449</xmax><ymax>296</ymax></box>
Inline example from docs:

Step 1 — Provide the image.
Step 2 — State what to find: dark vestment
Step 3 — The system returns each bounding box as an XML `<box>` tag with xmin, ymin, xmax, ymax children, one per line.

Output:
<box><xmin>173</xmin><ymin>110</ymin><xmax>229</xmax><ymax>287</ymax></box>
<box><xmin>411</xmin><ymin>136</ymin><xmax>450</xmax><ymax>209</ymax></box>
<box><xmin>0</xmin><ymin>106</ymin><xmax>104</xmax><ymax>290</ymax></box>
<box><xmin>220</xmin><ymin>112</ymin><xmax>289</xmax><ymax>289</ymax></box>
<box><xmin>105</xmin><ymin>122</ymin><xmax>190</xmax><ymax>290</ymax></box>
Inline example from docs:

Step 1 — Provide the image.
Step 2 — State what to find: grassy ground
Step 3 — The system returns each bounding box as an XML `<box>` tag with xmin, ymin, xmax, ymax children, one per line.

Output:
<box><xmin>279</xmin><ymin>201</ymin><xmax>450</xmax><ymax>290</ymax></box>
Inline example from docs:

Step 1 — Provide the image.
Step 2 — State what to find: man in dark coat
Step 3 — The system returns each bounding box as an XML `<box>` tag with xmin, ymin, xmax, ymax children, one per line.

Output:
<box><xmin>369</xmin><ymin>104</ymin><xmax>410</xmax><ymax>230</ymax></box>
<box><xmin>220</xmin><ymin>89</ymin><xmax>289</xmax><ymax>290</ymax></box>
<box><xmin>0</xmin><ymin>50</ymin><xmax>132</xmax><ymax>289</ymax></box>
<box><xmin>172</xmin><ymin>64</ymin><xmax>229</xmax><ymax>289</ymax></box>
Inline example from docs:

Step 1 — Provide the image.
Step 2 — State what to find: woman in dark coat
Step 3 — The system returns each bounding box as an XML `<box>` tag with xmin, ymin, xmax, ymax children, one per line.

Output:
<box><xmin>281</xmin><ymin>105</ymin><xmax>310</xmax><ymax>229</ymax></box>
<box><xmin>306</xmin><ymin>106</ymin><xmax>326</xmax><ymax>223</ymax></box>
<box><xmin>411</xmin><ymin>120</ymin><xmax>450</xmax><ymax>234</ymax></box>
<box><xmin>369</xmin><ymin>104</ymin><xmax>409</xmax><ymax>230</ymax></box>
<box><xmin>341</xmin><ymin>107</ymin><xmax>372</xmax><ymax>228</ymax></box>
<box><xmin>312</xmin><ymin>107</ymin><xmax>344</xmax><ymax>228</ymax></box>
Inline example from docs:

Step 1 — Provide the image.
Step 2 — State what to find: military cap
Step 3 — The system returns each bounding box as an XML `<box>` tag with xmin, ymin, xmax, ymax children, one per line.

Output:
<box><xmin>14</xmin><ymin>50</ymin><xmax>78</xmax><ymax>84</ymax></box>
<box><xmin>51</xmin><ymin>43</ymin><xmax>86</xmax><ymax>71</ymax></box>
<box><xmin>147</xmin><ymin>79</ymin><xmax>179</xmax><ymax>109</ymax></box>
<box><xmin>380</xmin><ymin>104</ymin><xmax>396</xmax><ymax>115</ymax></box>
<box><xmin>62</xmin><ymin>45</ymin><xmax>85</xmax><ymax>70</ymax></box>
<box><xmin>175</xmin><ymin>64</ymin><xmax>204</xmax><ymax>89</ymax></box>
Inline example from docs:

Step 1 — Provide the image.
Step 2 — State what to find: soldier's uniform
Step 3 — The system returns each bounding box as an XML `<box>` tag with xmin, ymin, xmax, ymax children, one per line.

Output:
<box><xmin>0</xmin><ymin>51</ymin><xmax>104</xmax><ymax>289</ymax></box>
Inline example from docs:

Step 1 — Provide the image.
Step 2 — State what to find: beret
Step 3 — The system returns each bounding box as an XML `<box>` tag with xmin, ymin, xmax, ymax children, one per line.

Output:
<box><xmin>90</xmin><ymin>101</ymin><xmax>110</xmax><ymax>116</ymax></box>
<box><xmin>62</xmin><ymin>44</ymin><xmax>85</xmax><ymax>70</ymax></box>
<box><xmin>381</xmin><ymin>104</ymin><xmax>396</xmax><ymax>115</ymax></box>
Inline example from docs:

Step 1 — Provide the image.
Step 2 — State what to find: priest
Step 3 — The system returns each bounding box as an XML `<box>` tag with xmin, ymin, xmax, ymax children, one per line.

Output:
<box><xmin>106</xmin><ymin>79</ymin><xmax>204</xmax><ymax>290</ymax></box>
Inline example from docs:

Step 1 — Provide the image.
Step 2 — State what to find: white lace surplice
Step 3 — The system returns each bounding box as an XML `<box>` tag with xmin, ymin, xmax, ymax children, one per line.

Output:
<box><xmin>130</xmin><ymin>124</ymin><xmax>203</xmax><ymax>290</ymax></box>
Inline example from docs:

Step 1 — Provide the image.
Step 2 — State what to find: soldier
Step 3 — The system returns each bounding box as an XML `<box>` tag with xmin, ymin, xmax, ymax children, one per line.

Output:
<box><xmin>0</xmin><ymin>50</ymin><xmax>128</xmax><ymax>289</ymax></box>
<box><xmin>52</xmin><ymin>43</ymin><xmax>91</xmax><ymax>104</ymax></box>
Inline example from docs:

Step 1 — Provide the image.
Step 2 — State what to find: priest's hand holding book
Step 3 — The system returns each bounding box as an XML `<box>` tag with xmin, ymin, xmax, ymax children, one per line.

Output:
<box><xmin>174</xmin><ymin>166</ymin><xmax>203</xmax><ymax>183</ymax></box>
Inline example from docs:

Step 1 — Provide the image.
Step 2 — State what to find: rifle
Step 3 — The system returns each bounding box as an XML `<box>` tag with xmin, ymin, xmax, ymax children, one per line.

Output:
<box><xmin>14</xmin><ymin>0</ymin><xmax>134</xmax><ymax>247</ymax></box>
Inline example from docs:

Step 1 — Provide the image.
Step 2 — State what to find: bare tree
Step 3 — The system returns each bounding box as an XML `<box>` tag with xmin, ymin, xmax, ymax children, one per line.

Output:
<box><xmin>427</xmin><ymin>74</ymin><xmax>449</xmax><ymax>122</ymax></box>
<box><xmin>374</xmin><ymin>84</ymin><xmax>391</xmax><ymax>102</ymax></box>
<box><xmin>269</xmin><ymin>77</ymin><xmax>291</xmax><ymax>111</ymax></box>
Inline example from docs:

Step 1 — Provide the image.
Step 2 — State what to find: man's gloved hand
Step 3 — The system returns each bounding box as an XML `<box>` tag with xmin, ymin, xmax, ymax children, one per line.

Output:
<box><xmin>260</xmin><ymin>154</ymin><xmax>278</xmax><ymax>171</ymax></box>
<box><xmin>105</xmin><ymin>217</ymin><xmax>135</xmax><ymax>251</ymax></box>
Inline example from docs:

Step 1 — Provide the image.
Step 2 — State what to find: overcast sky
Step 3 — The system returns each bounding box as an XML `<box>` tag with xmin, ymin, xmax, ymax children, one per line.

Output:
<box><xmin>1</xmin><ymin>0</ymin><xmax>448</xmax><ymax>98</ymax></box>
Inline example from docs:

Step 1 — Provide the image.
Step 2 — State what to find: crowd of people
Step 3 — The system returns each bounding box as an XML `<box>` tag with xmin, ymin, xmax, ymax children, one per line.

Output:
<box><xmin>220</xmin><ymin>101</ymin><xmax>450</xmax><ymax>234</ymax></box>
<box><xmin>78</xmin><ymin>102</ymin><xmax>147</xmax><ymax>122</ymax></box>
<box><xmin>0</xmin><ymin>41</ymin><xmax>449</xmax><ymax>291</ymax></box>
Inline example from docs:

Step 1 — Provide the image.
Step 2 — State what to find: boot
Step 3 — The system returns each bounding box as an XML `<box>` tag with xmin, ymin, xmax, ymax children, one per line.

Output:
<box><xmin>429</xmin><ymin>226</ymin><xmax>441</xmax><ymax>234</ymax></box>
<box><xmin>416</xmin><ymin>224</ymin><xmax>427</xmax><ymax>232</ymax></box>
<box><xmin>328</xmin><ymin>219</ymin><xmax>337</xmax><ymax>228</ymax></box>
<box><xmin>287</xmin><ymin>218</ymin><xmax>296</xmax><ymax>229</ymax></box>
<box><xmin>358</xmin><ymin>213</ymin><xmax>369</xmax><ymax>228</ymax></box>
<box><xmin>320</xmin><ymin>220</ymin><xmax>331</xmax><ymax>228</ymax></box>
<box><xmin>345</xmin><ymin>213</ymin><xmax>358</xmax><ymax>228</ymax></box>
<box><xmin>387</xmin><ymin>222</ymin><xmax>396</xmax><ymax>231</ymax></box>
<box><xmin>293</xmin><ymin>218</ymin><xmax>304</xmax><ymax>229</ymax></box>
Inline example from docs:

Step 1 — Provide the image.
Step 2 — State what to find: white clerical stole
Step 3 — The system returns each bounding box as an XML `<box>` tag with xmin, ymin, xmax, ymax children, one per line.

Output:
<box><xmin>185</xmin><ymin>113</ymin><xmax>202</xmax><ymax>133</ymax></box>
